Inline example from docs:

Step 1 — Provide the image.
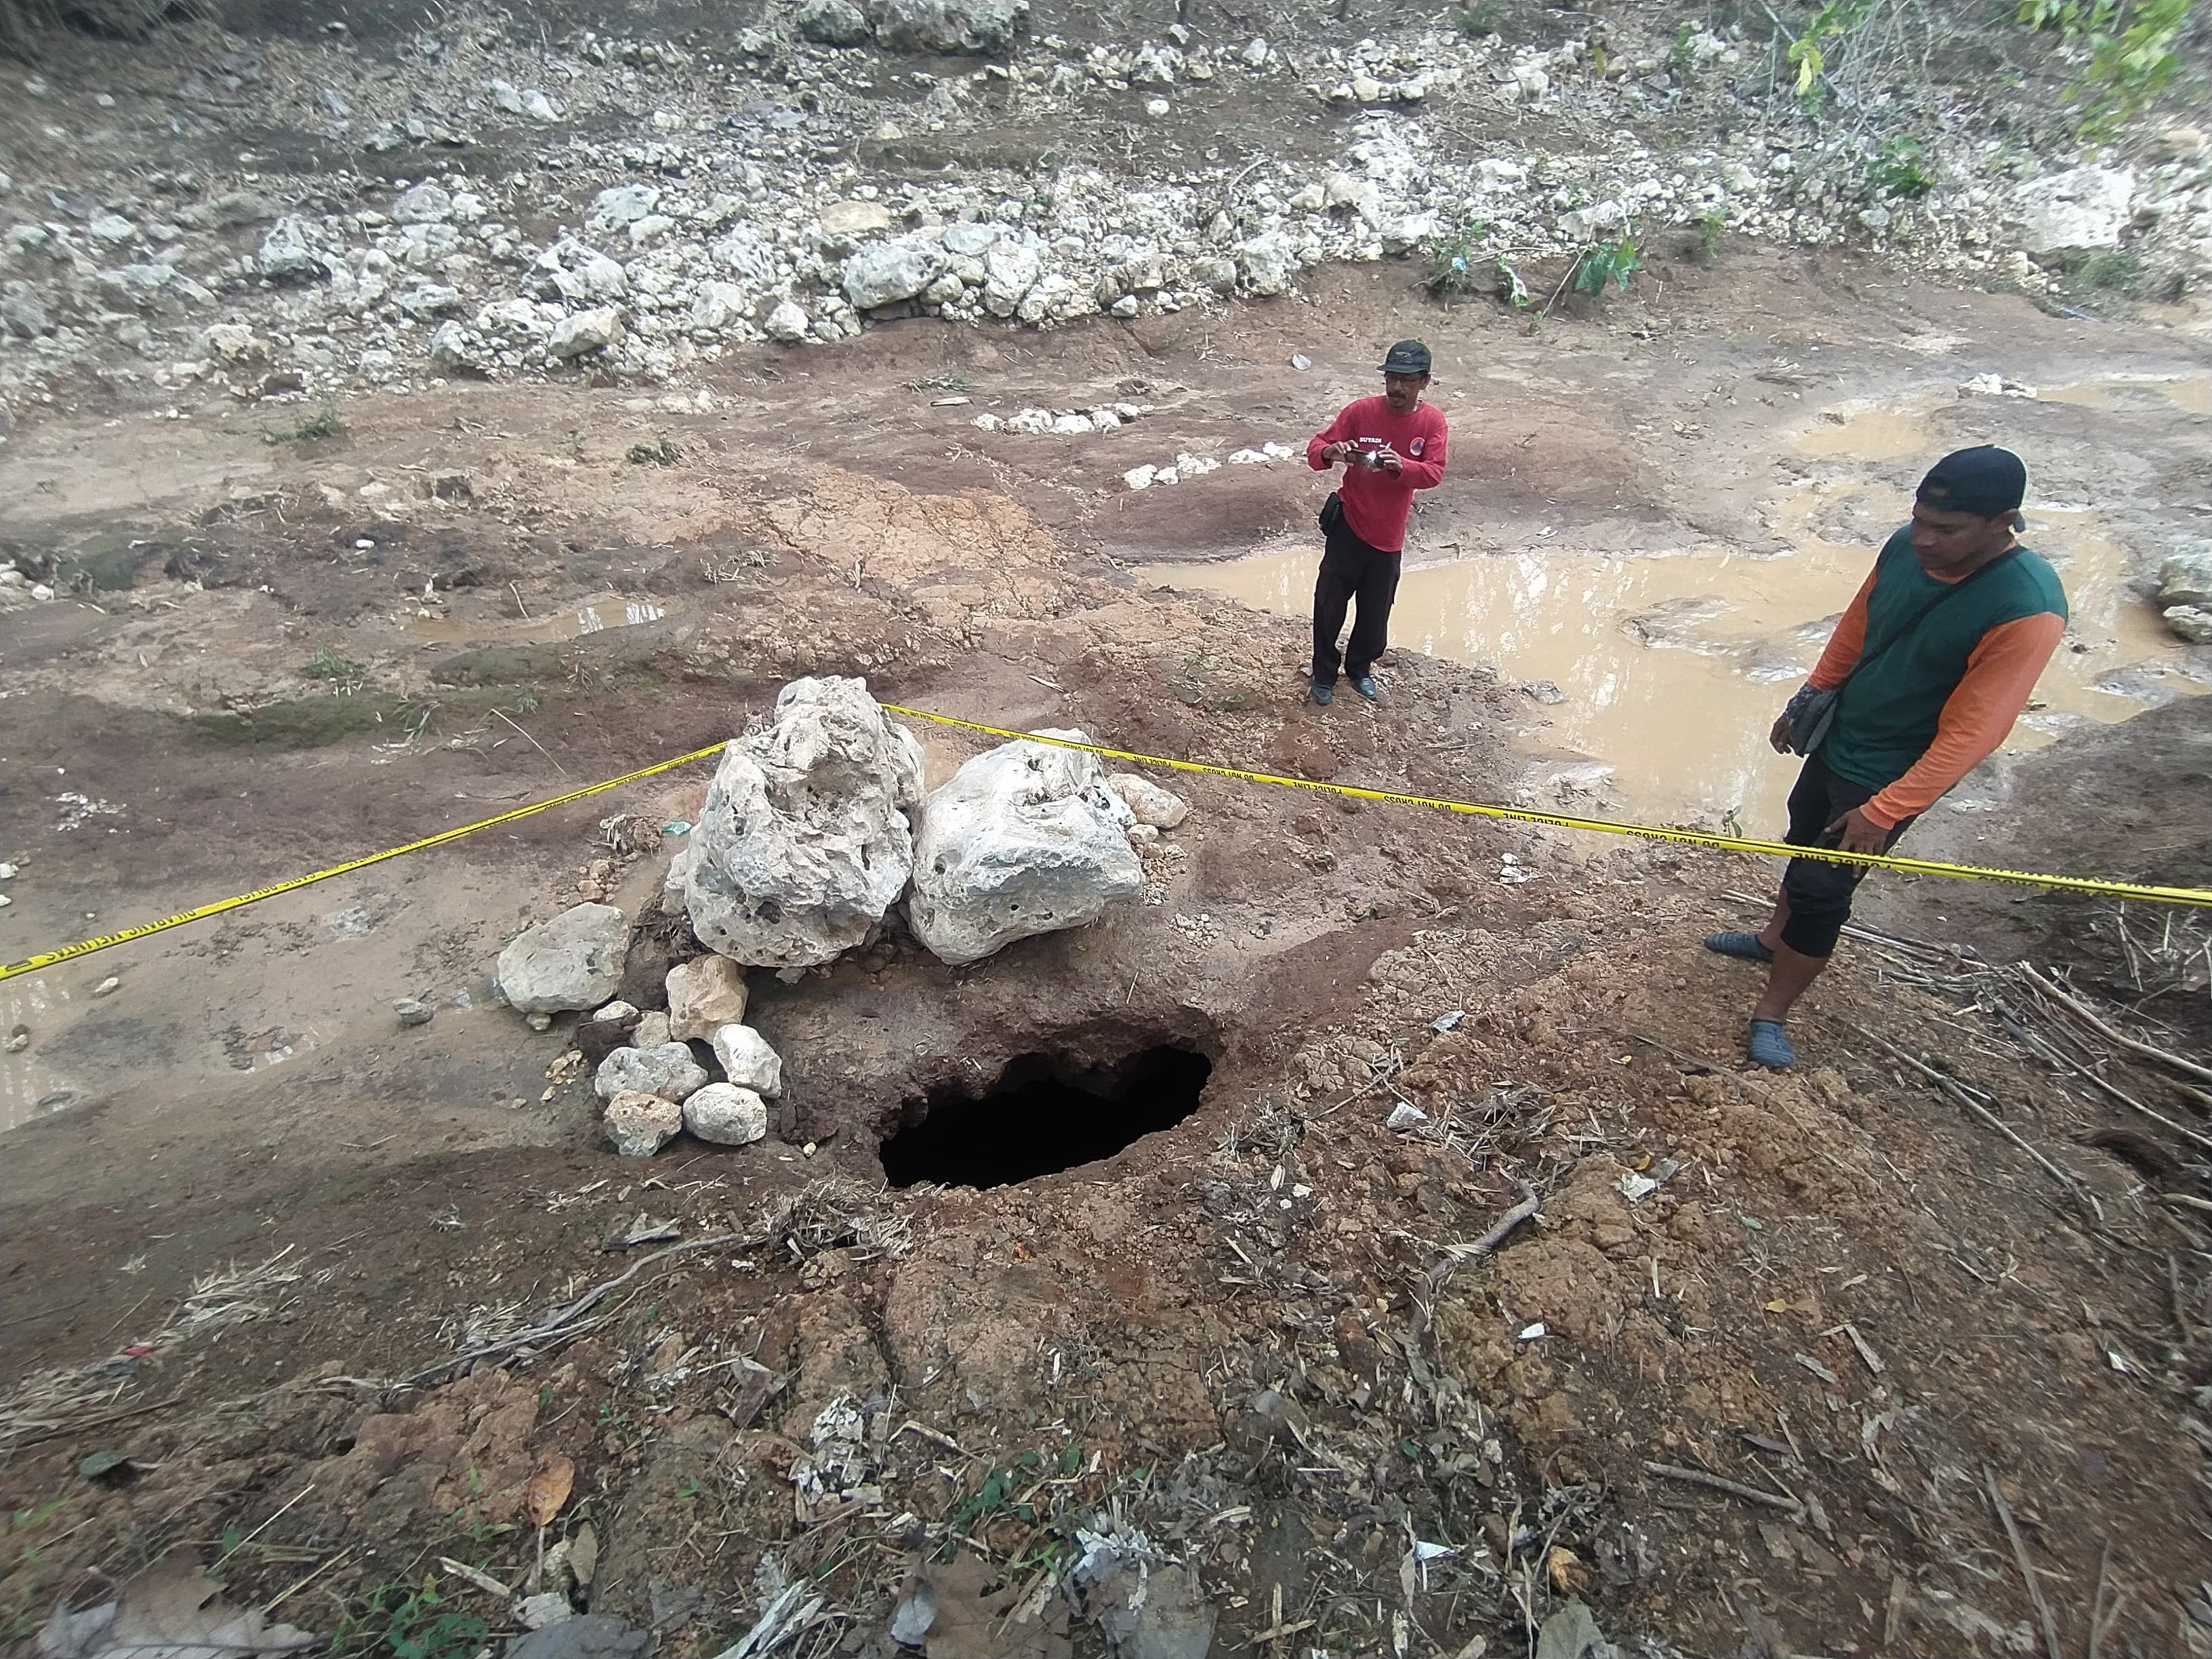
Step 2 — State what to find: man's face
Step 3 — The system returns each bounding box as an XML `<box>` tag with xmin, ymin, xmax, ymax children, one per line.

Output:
<box><xmin>1383</xmin><ymin>371</ymin><xmax>1429</xmax><ymax>413</ymax></box>
<box><xmin>1908</xmin><ymin>498</ymin><xmax>2013</xmax><ymax>575</ymax></box>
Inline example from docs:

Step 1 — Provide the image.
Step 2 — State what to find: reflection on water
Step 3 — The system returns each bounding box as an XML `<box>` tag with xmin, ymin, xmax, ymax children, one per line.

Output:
<box><xmin>2039</xmin><ymin>375</ymin><xmax>2212</xmax><ymax>417</ymax></box>
<box><xmin>1142</xmin><ymin>498</ymin><xmax>2203</xmax><ymax>832</ymax></box>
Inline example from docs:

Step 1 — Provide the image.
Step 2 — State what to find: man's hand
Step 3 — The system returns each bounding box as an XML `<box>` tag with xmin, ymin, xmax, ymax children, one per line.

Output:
<box><xmin>1375</xmin><ymin>445</ymin><xmax>1403</xmax><ymax>475</ymax></box>
<box><xmin>1826</xmin><ymin>807</ymin><xmax>1888</xmax><ymax>855</ymax></box>
<box><xmin>1769</xmin><ymin>711</ymin><xmax>1794</xmax><ymax>754</ymax></box>
<box><xmin>1319</xmin><ymin>441</ymin><xmax>1349</xmax><ymax>465</ymax></box>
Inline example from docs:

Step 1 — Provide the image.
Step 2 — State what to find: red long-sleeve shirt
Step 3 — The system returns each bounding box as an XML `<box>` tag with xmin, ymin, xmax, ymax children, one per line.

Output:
<box><xmin>1306</xmin><ymin>396</ymin><xmax>1448</xmax><ymax>553</ymax></box>
<box><xmin>1808</xmin><ymin>568</ymin><xmax>2066</xmax><ymax>828</ymax></box>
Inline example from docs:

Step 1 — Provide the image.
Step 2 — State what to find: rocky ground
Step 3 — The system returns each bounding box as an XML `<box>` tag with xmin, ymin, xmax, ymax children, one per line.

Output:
<box><xmin>0</xmin><ymin>0</ymin><xmax>2209</xmax><ymax>418</ymax></box>
<box><xmin>5</xmin><ymin>1</ymin><xmax>2212</xmax><ymax>1658</ymax></box>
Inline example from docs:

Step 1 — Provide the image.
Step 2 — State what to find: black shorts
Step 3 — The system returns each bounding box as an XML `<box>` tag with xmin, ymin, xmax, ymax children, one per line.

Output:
<box><xmin>1778</xmin><ymin>752</ymin><xmax>1916</xmax><ymax>960</ymax></box>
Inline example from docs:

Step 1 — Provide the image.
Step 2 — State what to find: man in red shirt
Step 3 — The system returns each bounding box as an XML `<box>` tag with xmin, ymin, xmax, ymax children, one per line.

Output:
<box><xmin>1305</xmin><ymin>340</ymin><xmax>1450</xmax><ymax>704</ymax></box>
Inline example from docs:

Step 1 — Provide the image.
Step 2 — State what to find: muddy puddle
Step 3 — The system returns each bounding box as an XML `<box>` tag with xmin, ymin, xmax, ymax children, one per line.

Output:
<box><xmin>1146</xmin><ymin>379</ymin><xmax>2211</xmax><ymax>832</ymax></box>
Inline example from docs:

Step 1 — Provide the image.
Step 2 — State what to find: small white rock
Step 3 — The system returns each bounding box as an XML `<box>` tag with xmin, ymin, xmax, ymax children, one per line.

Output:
<box><xmin>1108</xmin><ymin>773</ymin><xmax>1190</xmax><ymax>829</ymax></box>
<box><xmin>594</xmin><ymin>1042</ymin><xmax>709</xmax><ymax>1103</ymax></box>
<box><xmin>682</xmin><ymin>1082</ymin><xmax>769</xmax><ymax>1145</ymax></box>
<box><xmin>512</xmin><ymin>1595</ymin><xmax>574</xmax><ymax>1631</ymax></box>
<box><xmin>711</xmin><ymin>1023</ymin><xmax>783</xmax><ymax>1097</ymax></box>
<box><xmin>634</xmin><ymin>1010</ymin><xmax>672</xmax><ymax>1048</ymax></box>
<box><xmin>92</xmin><ymin>976</ymin><xmax>121</xmax><ymax>997</ymax></box>
<box><xmin>666</xmin><ymin>955</ymin><xmax>749</xmax><ymax>1042</ymax></box>
<box><xmin>604</xmin><ymin>1091</ymin><xmax>682</xmax><ymax>1158</ymax></box>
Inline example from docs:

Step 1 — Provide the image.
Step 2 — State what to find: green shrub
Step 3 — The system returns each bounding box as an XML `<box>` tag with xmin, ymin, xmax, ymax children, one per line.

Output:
<box><xmin>1573</xmin><ymin>236</ymin><xmax>1643</xmax><ymax>298</ymax></box>
<box><xmin>1868</xmin><ymin>136</ymin><xmax>1936</xmax><ymax>197</ymax></box>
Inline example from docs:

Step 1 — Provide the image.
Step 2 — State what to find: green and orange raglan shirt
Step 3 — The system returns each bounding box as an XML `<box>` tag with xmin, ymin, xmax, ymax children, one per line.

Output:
<box><xmin>1808</xmin><ymin>527</ymin><xmax>2069</xmax><ymax>829</ymax></box>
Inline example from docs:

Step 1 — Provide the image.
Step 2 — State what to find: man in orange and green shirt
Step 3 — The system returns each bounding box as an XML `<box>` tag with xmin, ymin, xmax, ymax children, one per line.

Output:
<box><xmin>1706</xmin><ymin>446</ymin><xmax>2068</xmax><ymax>1069</ymax></box>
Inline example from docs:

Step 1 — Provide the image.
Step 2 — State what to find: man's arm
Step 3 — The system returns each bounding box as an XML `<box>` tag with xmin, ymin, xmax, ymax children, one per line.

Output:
<box><xmin>1806</xmin><ymin>570</ymin><xmax>1875</xmax><ymax>691</ymax></box>
<box><xmin>1307</xmin><ymin>406</ymin><xmax>1354</xmax><ymax>472</ymax></box>
<box><xmin>1395</xmin><ymin>419</ymin><xmax>1446</xmax><ymax>490</ymax></box>
<box><xmin>1856</xmin><ymin>612</ymin><xmax>2068</xmax><ymax>828</ymax></box>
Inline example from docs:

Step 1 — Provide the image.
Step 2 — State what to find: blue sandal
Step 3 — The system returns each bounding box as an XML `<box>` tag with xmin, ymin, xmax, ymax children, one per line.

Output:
<box><xmin>1704</xmin><ymin>930</ymin><xmax>1774</xmax><ymax>964</ymax></box>
<box><xmin>1746</xmin><ymin>1020</ymin><xmax>1797</xmax><ymax>1069</ymax></box>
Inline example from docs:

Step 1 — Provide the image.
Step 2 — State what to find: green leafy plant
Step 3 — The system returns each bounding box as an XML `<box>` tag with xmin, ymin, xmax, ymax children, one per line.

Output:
<box><xmin>625</xmin><ymin>436</ymin><xmax>679</xmax><ymax>466</ymax></box>
<box><xmin>2070</xmin><ymin>247</ymin><xmax>2144</xmax><ymax>293</ymax></box>
<box><xmin>1423</xmin><ymin>220</ymin><xmax>1488</xmax><ymax>296</ymax></box>
<box><xmin>949</xmin><ymin>1467</ymin><xmax>1036</xmax><ymax>1535</ymax></box>
<box><xmin>1572</xmin><ymin>235</ymin><xmax>1643</xmax><ymax>297</ymax></box>
<box><xmin>1786</xmin><ymin>0</ymin><xmax>1879</xmax><ymax>100</ymax></box>
<box><xmin>1696</xmin><ymin>209</ymin><xmax>1727</xmax><ymax>262</ymax></box>
<box><xmin>2076</xmin><ymin>0</ymin><xmax>2190</xmax><ymax>128</ymax></box>
<box><xmin>352</xmin><ymin>1578</ymin><xmax>489</xmax><ymax>1659</ymax></box>
<box><xmin>2017</xmin><ymin>0</ymin><xmax>2121</xmax><ymax>37</ymax></box>
<box><xmin>1451</xmin><ymin>1</ymin><xmax>1502</xmax><ymax>34</ymax></box>
<box><xmin>304</xmin><ymin>645</ymin><xmax>365</xmax><ymax>688</ymax></box>
<box><xmin>1669</xmin><ymin>22</ymin><xmax>1699</xmax><ymax>69</ymax></box>
<box><xmin>1494</xmin><ymin>257</ymin><xmax>1531</xmax><ymax>308</ymax></box>
<box><xmin>1867</xmin><ymin>136</ymin><xmax>1936</xmax><ymax>197</ymax></box>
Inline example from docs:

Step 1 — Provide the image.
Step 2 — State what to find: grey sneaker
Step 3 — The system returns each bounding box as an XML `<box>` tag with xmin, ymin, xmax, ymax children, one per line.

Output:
<box><xmin>1310</xmin><ymin>678</ymin><xmax>1333</xmax><ymax>705</ymax></box>
<box><xmin>1352</xmin><ymin>674</ymin><xmax>1378</xmax><ymax>701</ymax></box>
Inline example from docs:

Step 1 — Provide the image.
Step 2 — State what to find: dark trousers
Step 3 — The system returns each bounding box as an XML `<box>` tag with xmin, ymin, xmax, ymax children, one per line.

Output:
<box><xmin>1779</xmin><ymin>752</ymin><xmax>1917</xmax><ymax>960</ymax></box>
<box><xmin>1311</xmin><ymin>519</ymin><xmax>1401</xmax><ymax>683</ymax></box>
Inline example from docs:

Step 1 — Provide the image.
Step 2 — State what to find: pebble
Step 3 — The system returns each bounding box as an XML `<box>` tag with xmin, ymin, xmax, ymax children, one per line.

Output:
<box><xmin>392</xmin><ymin>997</ymin><xmax>435</xmax><ymax>1027</ymax></box>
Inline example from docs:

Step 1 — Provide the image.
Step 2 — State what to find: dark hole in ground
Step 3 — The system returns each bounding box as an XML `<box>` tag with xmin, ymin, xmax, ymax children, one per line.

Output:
<box><xmin>880</xmin><ymin>1044</ymin><xmax>1212</xmax><ymax>1190</ymax></box>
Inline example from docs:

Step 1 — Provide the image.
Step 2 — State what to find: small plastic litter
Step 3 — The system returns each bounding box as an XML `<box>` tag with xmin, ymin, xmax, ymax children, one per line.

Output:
<box><xmin>661</xmin><ymin>820</ymin><xmax>691</xmax><ymax>836</ymax></box>
<box><xmin>1431</xmin><ymin>1009</ymin><xmax>1465</xmax><ymax>1033</ymax></box>
<box><xmin>1290</xmin><ymin>352</ymin><xmax>1312</xmax><ymax>370</ymax></box>
<box><xmin>1619</xmin><ymin>1157</ymin><xmax>1681</xmax><ymax>1204</ymax></box>
<box><xmin>1517</xmin><ymin>1322</ymin><xmax>1548</xmax><ymax>1342</ymax></box>
<box><xmin>1386</xmin><ymin>1103</ymin><xmax>1429</xmax><ymax>1132</ymax></box>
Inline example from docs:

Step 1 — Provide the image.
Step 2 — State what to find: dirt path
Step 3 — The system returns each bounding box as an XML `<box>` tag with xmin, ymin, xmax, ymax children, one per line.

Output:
<box><xmin>5</xmin><ymin>256</ymin><xmax>2212</xmax><ymax>1658</ymax></box>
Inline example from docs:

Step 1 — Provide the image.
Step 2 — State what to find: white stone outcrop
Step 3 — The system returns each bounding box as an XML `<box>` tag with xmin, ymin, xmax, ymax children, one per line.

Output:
<box><xmin>496</xmin><ymin>902</ymin><xmax>630</xmax><ymax>1014</ymax></box>
<box><xmin>684</xmin><ymin>676</ymin><xmax>924</xmax><ymax>968</ymax></box>
<box><xmin>2013</xmin><ymin>167</ymin><xmax>2133</xmax><ymax>253</ymax></box>
<box><xmin>908</xmin><ymin>730</ymin><xmax>1144</xmax><ymax>966</ymax></box>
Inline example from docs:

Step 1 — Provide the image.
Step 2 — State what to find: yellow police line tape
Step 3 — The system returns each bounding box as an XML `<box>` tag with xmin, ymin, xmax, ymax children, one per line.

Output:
<box><xmin>0</xmin><ymin>742</ymin><xmax>729</xmax><ymax>984</ymax></box>
<box><xmin>3</xmin><ymin>705</ymin><xmax>2207</xmax><ymax>984</ymax></box>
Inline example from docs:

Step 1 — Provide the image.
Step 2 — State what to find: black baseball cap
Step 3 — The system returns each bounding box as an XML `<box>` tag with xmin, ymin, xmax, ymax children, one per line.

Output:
<box><xmin>1917</xmin><ymin>445</ymin><xmax>2027</xmax><ymax>520</ymax></box>
<box><xmin>1379</xmin><ymin>340</ymin><xmax>1432</xmax><ymax>375</ymax></box>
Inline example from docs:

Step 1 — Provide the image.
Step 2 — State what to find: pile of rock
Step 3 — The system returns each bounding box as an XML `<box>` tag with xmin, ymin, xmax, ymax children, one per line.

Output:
<box><xmin>491</xmin><ymin>676</ymin><xmax>1189</xmax><ymax>1157</ymax></box>
<box><xmin>969</xmin><ymin>403</ymin><xmax>1149</xmax><ymax>435</ymax></box>
<box><xmin>681</xmin><ymin>676</ymin><xmax>1173</xmax><ymax>968</ymax></box>
<box><xmin>7</xmin><ymin>3</ymin><xmax>2207</xmax><ymax>409</ymax></box>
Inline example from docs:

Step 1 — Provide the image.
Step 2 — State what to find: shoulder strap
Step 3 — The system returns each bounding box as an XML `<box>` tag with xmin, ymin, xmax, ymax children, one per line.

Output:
<box><xmin>1843</xmin><ymin>546</ymin><xmax>2022</xmax><ymax>686</ymax></box>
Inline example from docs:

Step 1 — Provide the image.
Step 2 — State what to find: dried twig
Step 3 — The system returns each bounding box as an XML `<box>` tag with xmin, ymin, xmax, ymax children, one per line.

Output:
<box><xmin>1846</xmin><ymin>1022</ymin><xmax>2095</xmax><ymax>1214</ymax></box>
<box><xmin>1986</xmin><ymin>1465</ymin><xmax>2062</xmax><ymax>1659</ymax></box>
<box><xmin>2018</xmin><ymin>963</ymin><xmax>2212</xmax><ymax>1086</ymax></box>
<box><xmin>398</xmin><ymin>1233</ymin><xmax>747</xmax><ymax>1387</ymax></box>
<box><xmin>493</xmin><ymin>709</ymin><xmax>572</xmax><ymax>779</ymax></box>
<box><xmin>1642</xmin><ymin>1460</ymin><xmax>1801</xmax><ymax>1514</ymax></box>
